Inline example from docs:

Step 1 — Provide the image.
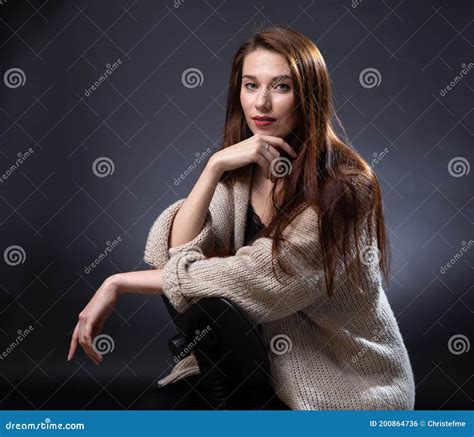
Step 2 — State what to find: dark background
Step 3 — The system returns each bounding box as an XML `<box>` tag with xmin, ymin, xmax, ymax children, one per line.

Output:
<box><xmin>0</xmin><ymin>0</ymin><xmax>472</xmax><ymax>410</ymax></box>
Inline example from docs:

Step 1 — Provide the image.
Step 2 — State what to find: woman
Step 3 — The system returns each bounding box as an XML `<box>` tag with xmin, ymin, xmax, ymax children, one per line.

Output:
<box><xmin>67</xmin><ymin>26</ymin><xmax>416</xmax><ymax>410</ymax></box>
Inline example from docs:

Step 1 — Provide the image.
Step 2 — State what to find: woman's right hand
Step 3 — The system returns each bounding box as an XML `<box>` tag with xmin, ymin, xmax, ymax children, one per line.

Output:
<box><xmin>208</xmin><ymin>134</ymin><xmax>297</xmax><ymax>180</ymax></box>
<box><xmin>67</xmin><ymin>276</ymin><xmax>120</xmax><ymax>365</ymax></box>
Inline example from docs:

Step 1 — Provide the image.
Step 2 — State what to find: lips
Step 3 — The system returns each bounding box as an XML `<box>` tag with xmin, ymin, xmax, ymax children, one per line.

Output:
<box><xmin>252</xmin><ymin>116</ymin><xmax>276</xmax><ymax>121</ymax></box>
<box><xmin>252</xmin><ymin>115</ymin><xmax>276</xmax><ymax>127</ymax></box>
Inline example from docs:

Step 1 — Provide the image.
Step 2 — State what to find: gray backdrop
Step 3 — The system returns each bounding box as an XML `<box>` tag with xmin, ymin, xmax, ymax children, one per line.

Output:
<box><xmin>0</xmin><ymin>0</ymin><xmax>472</xmax><ymax>409</ymax></box>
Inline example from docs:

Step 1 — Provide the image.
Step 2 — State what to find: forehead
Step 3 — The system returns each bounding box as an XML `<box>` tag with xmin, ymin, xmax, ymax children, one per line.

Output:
<box><xmin>242</xmin><ymin>49</ymin><xmax>291</xmax><ymax>79</ymax></box>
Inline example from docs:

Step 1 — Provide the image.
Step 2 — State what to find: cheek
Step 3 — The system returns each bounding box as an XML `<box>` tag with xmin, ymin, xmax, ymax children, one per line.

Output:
<box><xmin>278</xmin><ymin>94</ymin><xmax>297</xmax><ymax>124</ymax></box>
<box><xmin>240</xmin><ymin>91</ymin><xmax>251</xmax><ymax>115</ymax></box>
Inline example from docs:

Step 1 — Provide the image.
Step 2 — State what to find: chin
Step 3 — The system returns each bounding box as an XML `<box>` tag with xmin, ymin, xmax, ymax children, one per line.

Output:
<box><xmin>253</xmin><ymin>127</ymin><xmax>282</xmax><ymax>136</ymax></box>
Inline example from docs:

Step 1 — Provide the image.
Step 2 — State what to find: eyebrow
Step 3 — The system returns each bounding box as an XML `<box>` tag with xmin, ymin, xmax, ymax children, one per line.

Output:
<box><xmin>242</xmin><ymin>74</ymin><xmax>293</xmax><ymax>81</ymax></box>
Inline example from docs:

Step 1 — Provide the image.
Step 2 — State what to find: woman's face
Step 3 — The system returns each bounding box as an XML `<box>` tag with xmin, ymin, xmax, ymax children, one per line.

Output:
<box><xmin>240</xmin><ymin>48</ymin><xmax>297</xmax><ymax>139</ymax></box>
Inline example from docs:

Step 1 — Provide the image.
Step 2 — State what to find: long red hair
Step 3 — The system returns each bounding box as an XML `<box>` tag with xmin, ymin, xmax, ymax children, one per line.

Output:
<box><xmin>217</xmin><ymin>26</ymin><xmax>390</xmax><ymax>296</ymax></box>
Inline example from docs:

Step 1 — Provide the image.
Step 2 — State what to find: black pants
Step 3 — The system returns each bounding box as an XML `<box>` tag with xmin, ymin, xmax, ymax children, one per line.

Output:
<box><xmin>130</xmin><ymin>375</ymin><xmax>291</xmax><ymax>410</ymax></box>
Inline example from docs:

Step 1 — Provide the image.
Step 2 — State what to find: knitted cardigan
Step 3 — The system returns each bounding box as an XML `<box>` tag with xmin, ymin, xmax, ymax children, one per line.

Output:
<box><xmin>143</xmin><ymin>164</ymin><xmax>416</xmax><ymax>410</ymax></box>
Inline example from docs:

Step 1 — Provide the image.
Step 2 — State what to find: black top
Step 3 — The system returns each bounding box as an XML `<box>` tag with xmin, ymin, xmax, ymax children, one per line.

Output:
<box><xmin>243</xmin><ymin>202</ymin><xmax>265</xmax><ymax>246</ymax></box>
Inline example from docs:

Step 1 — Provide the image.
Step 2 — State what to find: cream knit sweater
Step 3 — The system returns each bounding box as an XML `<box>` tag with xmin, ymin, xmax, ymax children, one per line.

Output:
<box><xmin>144</xmin><ymin>164</ymin><xmax>416</xmax><ymax>410</ymax></box>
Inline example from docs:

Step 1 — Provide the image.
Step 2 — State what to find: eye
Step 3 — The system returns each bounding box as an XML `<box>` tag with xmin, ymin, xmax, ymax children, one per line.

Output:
<box><xmin>244</xmin><ymin>82</ymin><xmax>257</xmax><ymax>90</ymax></box>
<box><xmin>274</xmin><ymin>83</ymin><xmax>291</xmax><ymax>91</ymax></box>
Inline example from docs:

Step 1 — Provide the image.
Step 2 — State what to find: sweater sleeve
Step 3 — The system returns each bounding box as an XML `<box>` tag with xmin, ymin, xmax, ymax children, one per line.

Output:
<box><xmin>143</xmin><ymin>181</ymin><xmax>231</xmax><ymax>269</ymax></box>
<box><xmin>143</xmin><ymin>200</ymin><xmax>215</xmax><ymax>270</ymax></box>
<box><xmin>161</xmin><ymin>206</ymin><xmax>337</xmax><ymax>324</ymax></box>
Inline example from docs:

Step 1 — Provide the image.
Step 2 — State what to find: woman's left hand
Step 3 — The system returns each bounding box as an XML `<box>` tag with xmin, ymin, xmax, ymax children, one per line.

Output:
<box><xmin>67</xmin><ymin>276</ymin><xmax>120</xmax><ymax>365</ymax></box>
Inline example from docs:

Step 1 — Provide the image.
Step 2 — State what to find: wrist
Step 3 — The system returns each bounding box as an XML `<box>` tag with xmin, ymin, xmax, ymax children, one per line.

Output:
<box><xmin>105</xmin><ymin>274</ymin><xmax>123</xmax><ymax>295</ymax></box>
<box><xmin>206</xmin><ymin>156</ymin><xmax>224</xmax><ymax>180</ymax></box>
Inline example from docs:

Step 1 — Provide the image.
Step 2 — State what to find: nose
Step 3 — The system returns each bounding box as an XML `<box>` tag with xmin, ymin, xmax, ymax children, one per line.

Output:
<box><xmin>255</xmin><ymin>86</ymin><xmax>272</xmax><ymax>112</ymax></box>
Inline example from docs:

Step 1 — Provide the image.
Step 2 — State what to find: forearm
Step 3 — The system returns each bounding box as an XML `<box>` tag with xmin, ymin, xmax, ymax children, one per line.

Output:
<box><xmin>169</xmin><ymin>160</ymin><xmax>222</xmax><ymax>248</ymax></box>
<box><xmin>111</xmin><ymin>270</ymin><xmax>163</xmax><ymax>296</ymax></box>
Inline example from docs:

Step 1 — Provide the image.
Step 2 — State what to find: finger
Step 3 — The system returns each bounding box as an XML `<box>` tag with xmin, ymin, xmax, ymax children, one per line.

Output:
<box><xmin>79</xmin><ymin>318</ymin><xmax>101</xmax><ymax>366</ymax></box>
<box><xmin>259</xmin><ymin>143</ymin><xmax>279</xmax><ymax>164</ymax></box>
<box><xmin>67</xmin><ymin>323</ymin><xmax>80</xmax><ymax>361</ymax></box>
<box><xmin>84</xmin><ymin>321</ymin><xmax>102</xmax><ymax>364</ymax></box>
<box><xmin>259</xmin><ymin>141</ymin><xmax>280</xmax><ymax>159</ymax></box>
<box><xmin>83</xmin><ymin>339</ymin><xmax>101</xmax><ymax>366</ymax></box>
<box><xmin>266</xmin><ymin>147</ymin><xmax>283</xmax><ymax>182</ymax></box>
<box><xmin>83</xmin><ymin>336</ymin><xmax>101</xmax><ymax>366</ymax></box>
<box><xmin>261</xmin><ymin>135</ymin><xmax>297</xmax><ymax>157</ymax></box>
